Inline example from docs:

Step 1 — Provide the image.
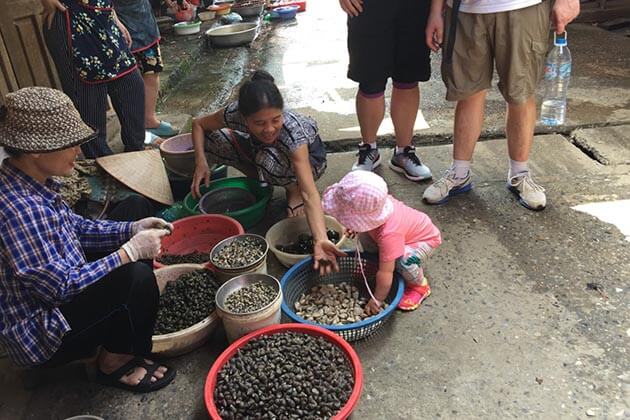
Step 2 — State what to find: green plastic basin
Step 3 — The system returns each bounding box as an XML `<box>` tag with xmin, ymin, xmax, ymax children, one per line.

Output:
<box><xmin>184</xmin><ymin>177</ymin><xmax>273</xmax><ymax>229</ymax></box>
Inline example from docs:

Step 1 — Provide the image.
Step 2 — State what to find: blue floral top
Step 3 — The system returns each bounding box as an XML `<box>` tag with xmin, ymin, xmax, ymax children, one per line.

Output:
<box><xmin>64</xmin><ymin>0</ymin><xmax>137</xmax><ymax>82</ymax></box>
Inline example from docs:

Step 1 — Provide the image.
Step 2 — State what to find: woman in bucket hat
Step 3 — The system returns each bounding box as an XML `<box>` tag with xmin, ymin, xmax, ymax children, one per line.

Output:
<box><xmin>322</xmin><ymin>170</ymin><xmax>442</xmax><ymax>312</ymax></box>
<box><xmin>0</xmin><ymin>87</ymin><xmax>176</xmax><ymax>393</ymax></box>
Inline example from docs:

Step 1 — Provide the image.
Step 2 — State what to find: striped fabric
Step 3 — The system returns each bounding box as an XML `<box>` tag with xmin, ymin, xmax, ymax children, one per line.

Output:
<box><xmin>0</xmin><ymin>162</ymin><xmax>133</xmax><ymax>366</ymax></box>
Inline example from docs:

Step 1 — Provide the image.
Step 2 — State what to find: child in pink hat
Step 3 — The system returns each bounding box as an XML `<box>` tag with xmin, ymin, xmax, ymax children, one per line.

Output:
<box><xmin>322</xmin><ymin>170</ymin><xmax>441</xmax><ymax>313</ymax></box>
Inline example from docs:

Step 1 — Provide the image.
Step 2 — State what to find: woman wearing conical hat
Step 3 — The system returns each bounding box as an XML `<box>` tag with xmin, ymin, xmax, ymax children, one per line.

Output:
<box><xmin>0</xmin><ymin>87</ymin><xmax>176</xmax><ymax>393</ymax></box>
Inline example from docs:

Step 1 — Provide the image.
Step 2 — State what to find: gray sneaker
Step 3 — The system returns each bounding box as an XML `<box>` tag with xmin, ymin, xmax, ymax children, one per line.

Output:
<box><xmin>352</xmin><ymin>143</ymin><xmax>381</xmax><ymax>171</ymax></box>
<box><xmin>389</xmin><ymin>146</ymin><xmax>432</xmax><ymax>181</ymax></box>
<box><xmin>507</xmin><ymin>172</ymin><xmax>546</xmax><ymax>211</ymax></box>
<box><xmin>423</xmin><ymin>167</ymin><xmax>473</xmax><ymax>204</ymax></box>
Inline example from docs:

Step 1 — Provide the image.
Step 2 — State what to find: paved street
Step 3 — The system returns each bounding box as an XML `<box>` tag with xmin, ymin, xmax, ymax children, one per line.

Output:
<box><xmin>1</xmin><ymin>1</ymin><xmax>629</xmax><ymax>419</ymax></box>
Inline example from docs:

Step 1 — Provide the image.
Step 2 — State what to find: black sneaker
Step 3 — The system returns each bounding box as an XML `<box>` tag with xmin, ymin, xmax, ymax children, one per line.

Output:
<box><xmin>389</xmin><ymin>146</ymin><xmax>432</xmax><ymax>181</ymax></box>
<box><xmin>352</xmin><ymin>143</ymin><xmax>381</xmax><ymax>171</ymax></box>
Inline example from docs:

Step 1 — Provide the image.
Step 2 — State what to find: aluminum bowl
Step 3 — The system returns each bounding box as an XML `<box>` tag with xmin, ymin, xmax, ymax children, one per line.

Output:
<box><xmin>215</xmin><ymin>273</ymin><xmax>281</xmax><ymax>315</ymax></box>
<box><xmin>210</xmin><ymin>233</ymin><xmax>268</xmax><ymax>271</ymax></box>
<box><xmin>205</xmin><ymin>22</ymin><xmax>258</xmax><ymax>48</ymax></box>
<box><xmin>231</xmin><ymin>3</ymin><xmax>264</xmax><ymax>17</ymax></box>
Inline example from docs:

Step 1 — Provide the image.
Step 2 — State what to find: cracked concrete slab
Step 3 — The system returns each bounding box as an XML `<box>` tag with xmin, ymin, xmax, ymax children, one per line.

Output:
<box><xmin>572</xmin><ymin>125</ymin><xmax>630</xmax><ymax>166</ymax></box>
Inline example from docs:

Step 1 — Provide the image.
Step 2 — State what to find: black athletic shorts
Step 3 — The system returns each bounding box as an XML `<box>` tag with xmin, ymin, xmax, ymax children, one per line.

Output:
<box><xmin>347</xmin><ymin>0</ymin><xmax>432</xmax><ymax>90</ymax></box>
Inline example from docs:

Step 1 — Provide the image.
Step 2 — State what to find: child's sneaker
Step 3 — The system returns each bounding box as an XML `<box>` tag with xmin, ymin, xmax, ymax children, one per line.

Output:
<box><xmin>398</xmin><ymin>278</ymin><xmax>431</xmax><ymax>311</ymax></box>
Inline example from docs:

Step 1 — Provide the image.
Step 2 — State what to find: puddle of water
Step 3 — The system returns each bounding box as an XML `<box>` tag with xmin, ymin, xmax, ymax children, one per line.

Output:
<box><xmin>572</xmin><ymin>199</ymin><xmax>630</xmax><ymax>241</ymax></box>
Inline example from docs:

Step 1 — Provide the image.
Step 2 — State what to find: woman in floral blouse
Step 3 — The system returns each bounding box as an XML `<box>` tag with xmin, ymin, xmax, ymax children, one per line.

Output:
<box><xmin>40</xmin><ymin>0</ymin><xmax>146</xmax><ymax>158</ymax></box>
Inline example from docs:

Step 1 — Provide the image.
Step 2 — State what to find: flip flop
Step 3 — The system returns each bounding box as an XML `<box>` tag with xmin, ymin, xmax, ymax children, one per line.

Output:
<box><xmin>146</xmin><ymin>121</ymin><xmax>179</xmax><ymax>138</ymax></box>
<box><xmin>287</xmin><ymin>202</ymin><xmax>304</xmax><ymax>217</ymax></box>
<box><xmin>94</xmin><ymin>356</ymin><xmax>176</xmax><ymax>393</ymax></box>
<box><xmin>144</xmin><ymin>130</ymin><xmax>164</xmax><ymax>147</ymax></box>
<box><xmin>397</xmin><ymin>281</ymin><xmax>431</xmax><ymax>311</ymax></box>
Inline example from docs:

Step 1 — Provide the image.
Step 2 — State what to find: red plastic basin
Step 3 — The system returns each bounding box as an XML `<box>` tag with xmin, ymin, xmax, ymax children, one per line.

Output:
<box><xmin>154</xmin><ymin>214</ymin><xmax>244</xmax><ymax>269</ymax></box>
<box><xmin>205</xmin><ymin>323</ymin><xmax>363</xmax><ymax>419</ymax></box>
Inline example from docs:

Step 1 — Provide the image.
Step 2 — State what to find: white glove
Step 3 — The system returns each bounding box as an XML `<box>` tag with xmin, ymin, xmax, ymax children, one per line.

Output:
<box><xmin>121</xmin><ymin>229</ymin><xmax>170</xmax><ymax>262</ymax></box>
<box><xmin>132</xmin><ymin>217</ymin><xmax>174</xmax><ymax>235</ymax></box>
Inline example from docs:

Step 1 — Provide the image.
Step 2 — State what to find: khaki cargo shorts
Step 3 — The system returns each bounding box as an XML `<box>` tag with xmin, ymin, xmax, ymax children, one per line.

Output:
<box><xmin>442</xmin><ymin>1</ymin><xmax>552</xmax><ymax>104</ymax></box>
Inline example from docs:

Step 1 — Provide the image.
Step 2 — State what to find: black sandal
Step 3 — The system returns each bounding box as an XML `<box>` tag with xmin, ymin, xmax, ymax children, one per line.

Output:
<box><xmin>95</xmin><ymin>356</ymin><xmax>176</xmax><ymax>393</ymax></box>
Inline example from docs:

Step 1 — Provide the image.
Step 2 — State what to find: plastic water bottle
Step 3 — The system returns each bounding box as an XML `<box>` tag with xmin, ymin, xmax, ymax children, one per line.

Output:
<box><xmin>540</xmin><ymin>32</ymin><xmax>572</xmax><ymax>126</ymax></box>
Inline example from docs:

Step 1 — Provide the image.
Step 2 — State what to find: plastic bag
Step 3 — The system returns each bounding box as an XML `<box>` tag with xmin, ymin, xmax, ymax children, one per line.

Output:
<box><xmin>221</xmin><ymin>12</ymin><xmax>243</xmax><ymax>24</ymax></box>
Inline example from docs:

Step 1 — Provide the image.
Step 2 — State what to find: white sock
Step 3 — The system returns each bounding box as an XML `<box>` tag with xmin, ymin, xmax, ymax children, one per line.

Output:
<box><xmin>359</xmin><ymin>141</ymin><xmax>378</xmax><ymax>149</ymax></box>
<box><xmin>509</xmin><ymin>159</ymin><xmax>529</xmax><ymax>178</ymax></box>
<box><xmin>451</xmin><ymin>159</ymin><xmax>471</xmax><ymax>179</ymax></box>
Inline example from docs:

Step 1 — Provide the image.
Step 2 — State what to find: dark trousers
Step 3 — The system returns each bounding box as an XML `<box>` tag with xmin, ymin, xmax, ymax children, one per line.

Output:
<box><xmin>44</xmin><ymin>12</ymin><xmax>146</xmax><ymax>159</ymax></box>
<box><xmin>43</xmin><ymin>196</ymin><xmax>157</xmax><ymax>367</ymax></box>
<box><xmin>44</xmin><ymin>263</ymin><xmax>158</xmax><ymax>367</ymax></box>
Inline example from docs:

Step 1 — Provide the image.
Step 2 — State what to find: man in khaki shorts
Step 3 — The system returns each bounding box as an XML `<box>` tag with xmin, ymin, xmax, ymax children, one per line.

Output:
<box><xmin>423</xmin><ymin>0</ymin><xmax>580</xmax><ymax>210</ymax></box>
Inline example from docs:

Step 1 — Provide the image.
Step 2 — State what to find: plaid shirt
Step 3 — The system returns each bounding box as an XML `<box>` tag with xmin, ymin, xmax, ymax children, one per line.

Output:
<box><xmin>0</xmin><ymin>162</ymin><xmax>133</xmax><ymax>367</ymax></box>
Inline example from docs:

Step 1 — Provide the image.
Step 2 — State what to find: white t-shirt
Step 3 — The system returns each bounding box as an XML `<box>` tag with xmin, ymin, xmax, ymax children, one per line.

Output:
<box><xmin>446</xmin><ymin>0</ymin><xmax>541</xmax><ymax>14</ymax></box>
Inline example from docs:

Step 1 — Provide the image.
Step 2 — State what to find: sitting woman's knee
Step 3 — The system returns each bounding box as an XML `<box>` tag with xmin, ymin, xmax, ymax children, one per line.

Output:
<box><xmin>125</xmin><ymin>262</ymin><xmax>159</xmax><ymax>302</ymax></box>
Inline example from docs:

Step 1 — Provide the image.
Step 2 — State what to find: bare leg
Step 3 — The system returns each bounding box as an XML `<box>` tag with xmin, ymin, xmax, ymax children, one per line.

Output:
<box><xmin>453</xmin><ymin>90</ymin><xmax>487</xmax><ymax>161</ymax></box>
<box><xmin>506</xmin><ymin>95</ymin><xmax>536</xmax><ymax>162</ymax></box>
<box><xmin>143</xmin><ymin>73</ymin><xmax>161</xmax><ymax>129</ymax></box>
<box><xmin>356</xmin><ymin>93</ymin><xmax>385</xmax><ymax>144</ymax></box>
<box><xmin>391</xmin><ymin>85</ymin><xmax>419</xmax><ymax>147</ymax></box>
<box><xmin>98</xmin><ymin>350</ymin><xmax>167</xmax><ymax>386</ymax></box>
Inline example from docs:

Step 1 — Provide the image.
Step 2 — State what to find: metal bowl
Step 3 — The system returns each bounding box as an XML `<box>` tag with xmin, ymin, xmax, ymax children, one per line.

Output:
<box><xmin>215</xmin><ymin>273</ymin><xmax>281</xmax><ymax>315</ymax></box>
<box><xmin>199</xmin><ymin>187</ymin><xmax>256</xmax><ymax>214</ymax></box>
<box><xmin>210</xmin><ymin>233</ymin><xmax>268</xmax><ymax>271</ymax></box>
<box><xmin>205</xmin><ymin>22</ymin><xmax>258</xmax><ymax>47</ymax></box>
<box><xmin>231</xmin><ymin>3</ymin><xmax>264</xmax><ymax>17</ymax></box>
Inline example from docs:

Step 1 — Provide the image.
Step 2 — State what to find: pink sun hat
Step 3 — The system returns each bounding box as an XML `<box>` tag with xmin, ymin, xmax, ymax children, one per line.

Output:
<box><xmin>322</xmin><ymin>170</ymin><xmax>394</xmax><ymax>232</ymax></box>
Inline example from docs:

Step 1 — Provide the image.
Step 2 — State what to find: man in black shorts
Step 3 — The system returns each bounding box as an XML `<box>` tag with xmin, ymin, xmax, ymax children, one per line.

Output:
<box><xmin>341</xmin><ymin>0</ymin><xmax>433</xmax><ymax>181</ymax></box>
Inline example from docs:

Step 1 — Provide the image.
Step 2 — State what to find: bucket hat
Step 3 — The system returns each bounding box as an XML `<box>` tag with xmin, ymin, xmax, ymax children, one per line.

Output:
<box><xmin>322</xmin><ymin>170</ymin><xmax>393</xmax><ymax>232</ymax></box>
<box><xmin>97</xmin><ymin>149</ymin><xmax>175</xmax><ymax>206</ymax></box>
<box><xmin>0</xmin><ymin>87</ymin><xmax>96</xmax><ymax>153</ymax></box>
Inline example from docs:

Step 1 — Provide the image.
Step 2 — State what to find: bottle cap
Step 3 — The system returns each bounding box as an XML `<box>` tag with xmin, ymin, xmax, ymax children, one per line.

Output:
<box><xmin>554</xmin><ymin>31</ymin><xmax>568</xmax><ymax>46</ymax></box>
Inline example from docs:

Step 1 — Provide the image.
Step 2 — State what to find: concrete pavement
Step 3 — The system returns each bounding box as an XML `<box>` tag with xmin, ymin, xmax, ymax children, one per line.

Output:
<box><xmin>2</xmin><ymin>129</ymin><xmax>629</xmax><ymax>419</ymax></box>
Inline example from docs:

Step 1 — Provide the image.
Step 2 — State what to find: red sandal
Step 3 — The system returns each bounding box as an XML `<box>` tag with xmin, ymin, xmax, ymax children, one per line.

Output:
<box><xmin>397</xmin><ymin>278</ymin><xmax>431</xmax><ymax>311</ymax></box>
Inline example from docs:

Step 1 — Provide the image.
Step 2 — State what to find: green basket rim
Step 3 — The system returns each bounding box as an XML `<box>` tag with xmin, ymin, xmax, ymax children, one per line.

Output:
<box><xmin>184</xmin><ymin>177</ymin><xmax>272</xmax><ymax>217</ymax></box>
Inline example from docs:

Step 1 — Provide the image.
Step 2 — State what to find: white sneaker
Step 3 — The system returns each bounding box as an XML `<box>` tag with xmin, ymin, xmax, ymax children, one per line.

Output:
<box><xmin>507</xmin><ymin>172</ymin><xmax>546</xmax><ymax>211</ymax></box>
<box><xmin>352</xmin><ymin>143</ymin><xmax>381</xmax><ymax>172</ymax></box>
<box><xmin>422</xmin><ymin>168</ymin><xmax>473</xmax><ymax>205</ymax></box>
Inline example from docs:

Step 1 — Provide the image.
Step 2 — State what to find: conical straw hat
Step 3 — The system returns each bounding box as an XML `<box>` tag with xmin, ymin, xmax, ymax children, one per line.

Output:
<box><xmin>96</xmin><ymin>149</ymin><xmax>174</xmax><ymax>205</ymax></box>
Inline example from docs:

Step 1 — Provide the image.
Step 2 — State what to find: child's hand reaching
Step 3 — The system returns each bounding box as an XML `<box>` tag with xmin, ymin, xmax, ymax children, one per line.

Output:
<box><xmin>365</xmin><ymin>298</ymin><xmax>382</xmax><ymax>315</ymax></box>
<box><xmin>344</xmin><ymin>228</ymin><xmax>357</xmax><ymax>239</ymax></box>
<box><xmin>365</xmin><ymin>261</ymin><xmax>394</xmax><ymax>315</ymax></box>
